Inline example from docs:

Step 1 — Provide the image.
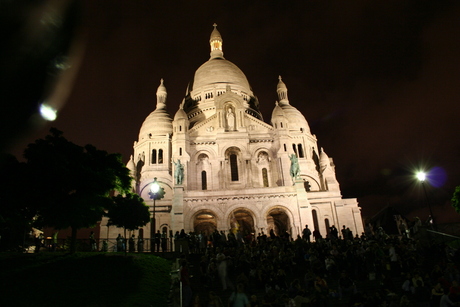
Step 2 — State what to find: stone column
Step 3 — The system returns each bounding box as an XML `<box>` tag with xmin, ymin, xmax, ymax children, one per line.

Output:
<box><xmin>171</xmin><ymin>186</ymin><xmax>185</xmax><ymax>232</ymax></box>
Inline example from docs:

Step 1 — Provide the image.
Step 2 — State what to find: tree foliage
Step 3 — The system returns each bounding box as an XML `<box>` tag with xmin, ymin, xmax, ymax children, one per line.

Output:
<box><xmin>106</xmin><ymin>193</ymin><xmax>150</xmax><ymax>255</ymax></box>
<box><xmin>106</xmin><ymin>193</ymin><xmax>150</xmax><ymax>231</ymax></box>
<box><xmin>0</xmin><ymin>154</ymin><xmax>37</xmax><ymax>251</ymax></box>
<box><xmin>452</xmin><ymin>186</ymin><xmax>460</xmax><ymax>213</ymax></box>
<box><xmin>23</xmin><ymin>128</ymin><xmax>132</xmax><ymax>252</ymax></box>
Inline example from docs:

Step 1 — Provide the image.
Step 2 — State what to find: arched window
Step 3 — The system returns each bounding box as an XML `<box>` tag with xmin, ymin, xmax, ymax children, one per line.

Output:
<box><xmin>158</xmin><ymin>149</ymin><xmax>163</xmax><ymax>164</ymax></box>
<box><xmin>292</xmin><ymin>144</ymin><xmax>298</xmax><ymax>156</ymax></box>
<box><xmin>312</xmin><ymin>209</ymin><xmax>320</xmax><ymax>235</ymax></box>
<box><xmin>230</xmin><ymin>154</ymin><xmax>239</xmax><ymax>181</ymax></box>
<box><xmin>298</xmin><ymin>144</ymin><xmax>304</xmax><ymax>158</ymax></box>
<box><xmin>179</xmin><ymin>148</ymin><xmax>182</xmax><ymax>156</ymax></box>
<box><xmin>151</xmin><ymin>149</ymin><xmax>157</xmax><ymax>164</ymax></box>
<box><xmin>283</xmin><ymin>144</ymin><xmax>287</xmax><ymax>152</ymax></box>
<box><xmin>262</xmin><ymin>168</ymin><xmax>269</xmax><ymax>187</ymax></box>
<box><xmin>201</xmin><ymin>171</ymin><xmax>207</xmax><ymax>190</ymax></box>
<box><xmin>303</xmin><ymin>180</ymin><xmax>311</xmax><ymax>192</ymax></box>
<box><xmin>325</xmin><ymin>219</ymin><xmax>331</xmax><ymax>236</ymax></box>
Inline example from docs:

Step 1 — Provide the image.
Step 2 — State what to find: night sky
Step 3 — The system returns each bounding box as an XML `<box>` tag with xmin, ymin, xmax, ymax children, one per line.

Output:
<box><xmin>6</xmin><ymin>1</ymin><xmax>460</xmax><ymax>222</ymax></box>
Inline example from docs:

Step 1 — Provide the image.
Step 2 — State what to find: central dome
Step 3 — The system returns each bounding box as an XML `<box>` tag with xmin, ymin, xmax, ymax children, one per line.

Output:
<box><xmin>191</xmin><ymin>58</ymin><xmax>251</xmax><ymax>92</ymax></box>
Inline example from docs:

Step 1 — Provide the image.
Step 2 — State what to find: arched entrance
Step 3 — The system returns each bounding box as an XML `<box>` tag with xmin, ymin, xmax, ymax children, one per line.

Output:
<box><xmin>266</xmin><ymin>208</ymin><xmax>290</xmax><ymax>236</ymax></box>
<box><xmin>229</xmin><ymin>209</ymin><xmax>255</xmax><ymax>235</ymax></box>
<box><xmin>193</xmin><ymin>210</ymin><xmax>217</xmax><ymax>236</ymax></box>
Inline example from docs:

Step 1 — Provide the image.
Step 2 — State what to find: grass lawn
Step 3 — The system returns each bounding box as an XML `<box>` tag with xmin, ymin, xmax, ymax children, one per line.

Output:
<box><xmin>0</xmin><ymin>252</ymin><xmax>172</xmax><ymax>307</ymax></box>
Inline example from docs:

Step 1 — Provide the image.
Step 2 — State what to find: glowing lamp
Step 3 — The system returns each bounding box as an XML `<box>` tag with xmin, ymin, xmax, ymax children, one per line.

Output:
<box><xmin>416</xmin><ymin>171</ymin><xmax>426</xmax><ymax>182</ymax></box>
<box><xmin>151</xmin><ymin>178</ymin><xmax>160</xmax><ymax>194</ymax></box>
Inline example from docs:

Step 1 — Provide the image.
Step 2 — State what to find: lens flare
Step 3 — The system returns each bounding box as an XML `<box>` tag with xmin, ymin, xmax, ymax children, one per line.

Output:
<box><xmin>39</xmin><ymin>103</ymin><xmax>57</xmax><ymax>121</ymax></box>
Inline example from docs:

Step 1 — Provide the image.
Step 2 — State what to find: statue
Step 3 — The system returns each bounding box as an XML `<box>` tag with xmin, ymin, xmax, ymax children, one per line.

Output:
<box><xmin>226</xmin><ymin>107</ymin><xmax>235</xmax><ymax>130</ymax></box>
<box><xmin>173</xmin><ymin>159</ymin><xmax>184</xmax><ymax>185</ymax></box>
<box><xmin>289</xmin><ymin>154</ymin><xmax>300</xmax><ymax>182</ymax></box>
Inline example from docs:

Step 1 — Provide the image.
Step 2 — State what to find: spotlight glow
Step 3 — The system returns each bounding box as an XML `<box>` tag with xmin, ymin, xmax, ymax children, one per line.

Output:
<box><xmin>39</xmin><ymin>103</ymin><xmax>57</xmax><ymax>121</ymax></box>
<box><xmin>416</xmin><ymin>171</ymin><xmax>426</xmax><ymax>182</ymax></box>
<box><xmin>150</xmin><ymin>179</ymin><xmax>160</xmax><ymax>193</ymax></box>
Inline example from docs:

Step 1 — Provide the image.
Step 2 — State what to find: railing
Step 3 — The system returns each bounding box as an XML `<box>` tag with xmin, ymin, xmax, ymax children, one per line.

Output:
<box><xmin>30</xmin><ymin>237</ymin><xmax>178</xmax><ymax>253</ymax></box>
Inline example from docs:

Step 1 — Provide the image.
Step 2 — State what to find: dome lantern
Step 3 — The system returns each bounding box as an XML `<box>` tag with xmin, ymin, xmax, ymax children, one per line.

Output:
<box><xmin>277</xmin><ymin>75</ymin><xmax>289</xmax><ymax>103</ymax></box>
<box><xmin>210</xmin><ymin>23</ymin><xmax>223</xmax><ymax>59</ymax></box>
<box><xmin>156</xmin><ymin>78</ymin><xmax>167</xmax><ymax>107</ymax></box>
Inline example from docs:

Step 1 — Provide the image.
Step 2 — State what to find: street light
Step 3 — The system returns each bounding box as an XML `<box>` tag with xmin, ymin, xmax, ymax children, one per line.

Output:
<box><xmin>416</xmin><ymin>171</ymin><xmax>435</xmax><ymax>229</ymax></box>
<box><xmin>150</xmin><ymin>177</ymin><xmax>160</xmax><ymax>249</ymax></box>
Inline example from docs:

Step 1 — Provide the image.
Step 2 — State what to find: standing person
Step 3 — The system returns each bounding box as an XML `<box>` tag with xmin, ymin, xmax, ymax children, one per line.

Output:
<box><xmin>329</xmin><ymin>225</ymin><xmax>338</xmax><ymax>240</ymax></box>
<box><xmin>302</xmin><ymin>225</ymin><xmax>311</xmax><ymax>243</ymax></box>
<box><xmin>137</xmin><ymin>236</ymin><xmax>144</xmax><ymax>253</ymax></box>
<box><xmin>180</xmin><ymin>260</ymin><xmax>193</xmax><ymax>307</ymax></box>
<box><xmin>161</xmin><ymin>230</ymin><xmax>168</xmax><ymax>252</ymax></box>
<box><xmin>217</xmin><ymin>251</ymin><xmax>232</xmax><ymax>291</ymax></box>
<box><xmin>341</xmin><ymin>225</ymin><xmax>347</xmax><ymax>240</ymax></box>
<box><xmin>228</xmin><ymin>283</ymin><xmax>250</xmax><ymax>307</ymax></box>
<box><xmin>129</xmin><ymin>234</ymin><xmax>135</xmax><ymax>252</ymax></box>
<box><xmin>116</xmin><ymin>234</ymin><xmax>123</xmax><ymax>252</ymax></box>
<box><xmin>101</xmin><ymin>240</ymin><xmax>108</xmax><ymax>252</ymax></box>
<box><xmin>155</xmin><ymin>230</ymin><xmax>161</xmax><ymax>252</ymax></box>
<box><xmin>313</xmin><ymin>229</ymin><xmax>322</xmax><ymax>242</ymax></box>
<box><xmin>89</xmin><ymin>231</ymin><xmax>97</xmax><ymax>251</ymax></box>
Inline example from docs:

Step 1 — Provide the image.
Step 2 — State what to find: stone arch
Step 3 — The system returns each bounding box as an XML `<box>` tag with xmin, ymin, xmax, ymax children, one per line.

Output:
<box><xmin>300</xmin><ymin>175</ymin><xmax>320</xmax><ymax>191</ymax></box>
<box><xmin>266</xmin><ymin>207</ymin><xmax>292</xmax><ymax>236</ymax></box>
<box><xmin>139</xmin><ymin>179</ymin><xmax>173</xmax><ymax>202</ymax></box>
<box><xmin>192</xmin><ymin>209</ymin><xmax>218</xmax><ymax>236</ymax></box>
<box><xmin>253</xmin><ymin>148</ymin><xmax>274</xmax><ymax>187</ymax></box>
<box><xmin>191</xmin><ymin>148</ymin><xmax>217</xmax><ymax>161</ymax></box>
<box><xmin>311</xmin><ymin>207</ymin><xmax>321</xmax><ymax>234</ymax></box>
<box><xmin>225</xmin><ymin>147</ymin><xmax>243</xmax><ymax>183</ymax></box>
<box><xmin>195</xmin><ymin>152</ymin><xmax>213</xmax><ymax>190</ymax></box>
<box><xmin>227</xmin><ymin>207</ymin><xmax>256</xmax><ymax>235</ymax></box>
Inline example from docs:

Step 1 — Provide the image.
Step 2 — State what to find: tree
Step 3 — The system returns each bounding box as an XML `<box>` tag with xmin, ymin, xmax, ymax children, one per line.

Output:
<box><xmin>452</xmin><ymin>186</ymin><xmax>460</xmax><ymax>213</ymax></box>
<box><xmin>0</xmin><ymin>154</ymin><xmax>38</xmax><ymax>251</ymax></box>
<box><xmin>105</xmin><ymin>193</ymin><xmax>150</xmax><ymax>253</ymax></box>
<box><xmin>24</xmin><ymin>128</ymin><xmax>132</xmax><ymax>253</ymax></box>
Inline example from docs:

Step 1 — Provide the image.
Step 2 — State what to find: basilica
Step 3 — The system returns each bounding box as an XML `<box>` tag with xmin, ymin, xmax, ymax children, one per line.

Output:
<box><xmin>100</xmin><ymin>25</ymin><xmax>364</xmax><ymax>241</ymax></box>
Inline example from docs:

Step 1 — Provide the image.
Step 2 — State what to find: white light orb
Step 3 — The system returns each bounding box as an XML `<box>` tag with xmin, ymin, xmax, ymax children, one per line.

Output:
<box><xmin>151</xmin><ymin>181</ymin><xmax>160</xmax><ymax>193</ymax></box>
<box><xmin>39</xmin><ymin>103</ymin><xmax>57</xmax><ymax>121</ymax></box>
<box><xmin>416</xmin><ymin>171</ymin><xmax>426</xmax><ymax>182</ymax></box>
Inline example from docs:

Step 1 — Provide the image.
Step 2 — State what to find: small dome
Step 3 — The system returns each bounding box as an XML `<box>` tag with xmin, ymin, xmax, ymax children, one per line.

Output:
<box><xmin>277</xmin><ymin>75</ymin><xmax>287</xmax><ymax>92</ymax></box>
<box><xmin>138</xmin><ymin>108</ymin><xmax>173</xmax><ymax>140</ymax></box>
<box><xmin>271</xmin><ymin>101</ymin><xmax>286</xmax><ymax>122</ymax></box>
<box><xmin>174</xmin><ymin>106</ymin><xmax>188</xmax><ymax>121</ymax></box>
<box><xmin>127</xmin><ymin>155</ymin><xmax>136</xmax><ymax>174</ymax></box>
<box><xmin>278</xmin><ymin>102</ymin><xmax>311</xmax><ymax>133</ymax></box>
<box><xmin>157</xmin><ymin>78</ymin><xmax>167</xmax><ymax>98</ymax></box>
<box><xmin>319</xmin><ymin>148</ymin><xmax>330</xmax><ymax>172</ymax></box>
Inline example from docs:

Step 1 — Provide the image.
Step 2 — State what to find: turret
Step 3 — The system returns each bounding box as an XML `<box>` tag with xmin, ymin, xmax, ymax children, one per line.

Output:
<box><xmin>277</xmin><ymin>75</ymin><xmax>288</xmax><ymax>103</ymax></box>
<box><xmin>210</xmin><ymin>23</ymin><xmax>223</xmax><ymax>59</ymax></box>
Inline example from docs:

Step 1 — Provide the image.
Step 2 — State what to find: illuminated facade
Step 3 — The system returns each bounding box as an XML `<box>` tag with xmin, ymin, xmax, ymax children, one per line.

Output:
<box><xmin>101</xmin><ymin>25</ymin><xmax>364</xmax><ymax>241</ymax></box>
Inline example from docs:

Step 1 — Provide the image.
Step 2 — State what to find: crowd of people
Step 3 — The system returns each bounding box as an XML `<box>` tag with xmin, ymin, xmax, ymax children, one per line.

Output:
<box><xmin>175</xmin><ymin>223</ymin><xmax>460</xmax><ymax>307</ymax></box>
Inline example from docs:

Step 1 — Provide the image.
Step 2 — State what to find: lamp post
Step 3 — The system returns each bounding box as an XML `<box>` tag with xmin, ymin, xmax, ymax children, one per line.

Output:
<box><xmin>416</xmin><ymin>171</ymin><xmax>435</xmax><ymax>229</ymax></box>
<box><xmin>150</xmin><ymin>177</ymin><xmax>160</xmax><ymax>250</ymax></box>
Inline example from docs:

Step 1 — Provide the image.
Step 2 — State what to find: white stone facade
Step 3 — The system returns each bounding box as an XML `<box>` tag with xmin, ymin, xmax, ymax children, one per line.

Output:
<box><xmin>101</xmin><ymin>25</ymin><xmax>364</xmax><ymax>241</ymax></box>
